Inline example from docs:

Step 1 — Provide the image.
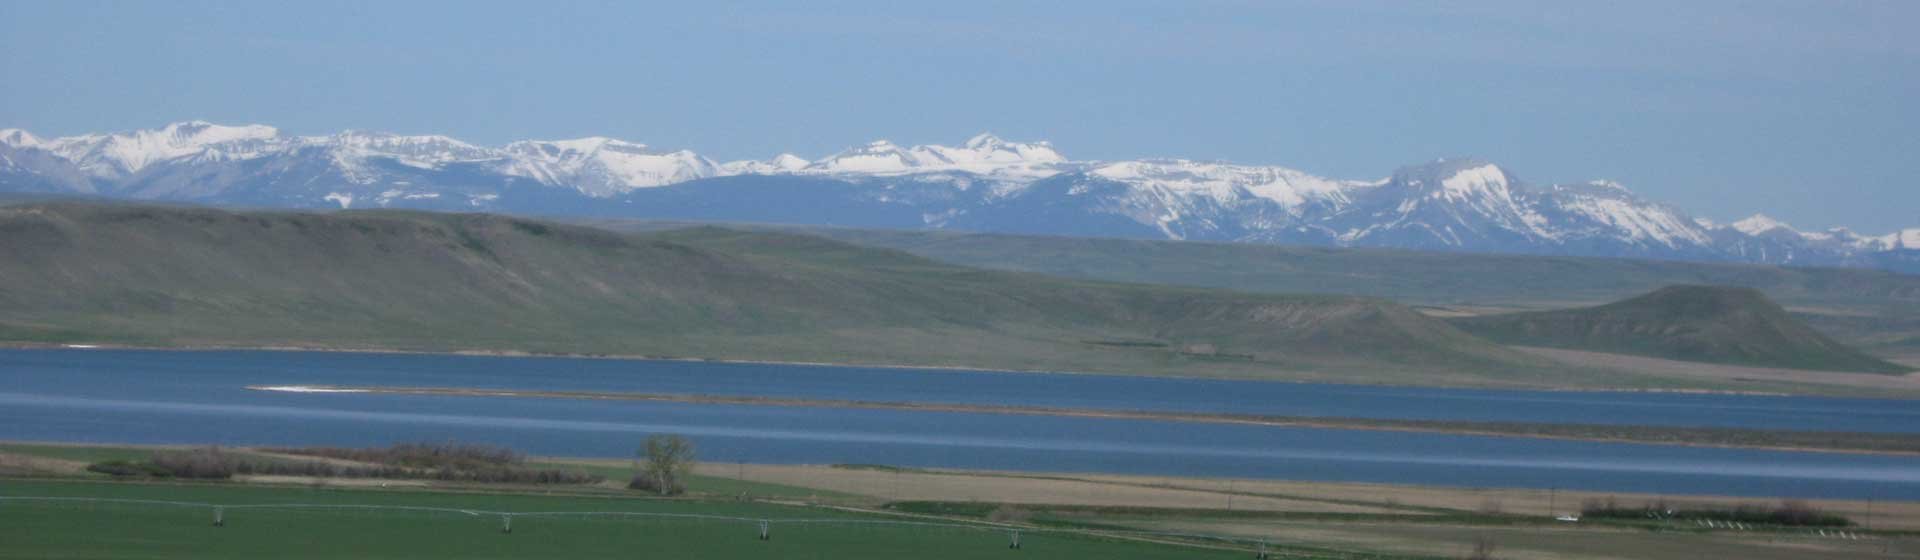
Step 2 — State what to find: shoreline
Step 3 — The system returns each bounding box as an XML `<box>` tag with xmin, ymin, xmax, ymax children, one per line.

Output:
<box><xmin>246</xmin><ymin>384</ymin><xmax>1920</xmax><ymax>457</ymax></box>
<box><xmin>8</xmin><ymin>440</ymin><xmax>1916</xmax><ymax>514</ymax></box>
<box><xmin>0</xmin><ymin>341</ymin><xmax>1822</xmax><ymax>398</ymax></box>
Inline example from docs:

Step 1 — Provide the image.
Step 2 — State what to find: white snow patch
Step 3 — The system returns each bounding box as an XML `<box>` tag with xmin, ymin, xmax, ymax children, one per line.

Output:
<box><xmin>1732</xmin><ymin>214</ymin><xmax>1794</xmax><ymax>236</ymax></box>
<box><xmin>721</xmin><ymin>153</ymin><xmax>812</xmax><ymax>175</ymax></box>
<box><xmin>1088</xmin><ymin>159</ymin><xmax>1352</xmax><ymax>208</ymax></box>
<box><xmin>1437</xmin><ymin>164</ymin><xmax>1510</xmax><ymax>200</ymax></box>
<box><xmin>45</xmin><ymin>121</ymin><xmax>283</xmax><ymax>177</ymax></box>
<box><xmin>802</xmin><ymin>133</ymin><xmax>1067</xmax><ymax>179</ymax></box>
<box><xmin>0</xmin><ymin>128</ymin><xmax>41</xmax><ymax>148</ymax></box>
<box><xmin>502</xmin><ymin>138</ymin><xmax>720</xmax><ymax>195</ymax></box>
<box><xmin>1559</xmin><ymin>194</ymin><xmax>1711</xmax><ymax>247</ymax></box>
<box><xmin>323</xmin><ymin>192</ymin><xmax>354</xmax><ymax>209</ymax></box>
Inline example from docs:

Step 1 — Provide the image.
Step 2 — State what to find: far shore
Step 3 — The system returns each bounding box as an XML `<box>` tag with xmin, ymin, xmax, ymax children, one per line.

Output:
<box><xmin>245</xmin><ymin>384</ymin><xmax>1920</xmax><ymax>457</ymax></box>
<box><xmin>5</xmin><ymin>340</ymin><xmax>1867</xmax><ymax>398</ymax></box>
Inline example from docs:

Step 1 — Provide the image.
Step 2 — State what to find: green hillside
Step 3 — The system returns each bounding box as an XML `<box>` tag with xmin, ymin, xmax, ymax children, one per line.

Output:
<box><xmin>1448</xmin><ymin>285</ymin><xmax>1913</xmax><ymax>374</ymax></box>
<box><xmin>0</xmin><ymin>203</ymin><xmax>1568</xmax><ymax>384</ymax></box>
<box><xmin>677</xmin><ymin>226</ymin><xmax>1918</xmax><ymax>360</ymax></box>
<box><xmin>774</xmin><ymin>228</ymin><xmax>1920</xmax><ymax>308</ymax></box>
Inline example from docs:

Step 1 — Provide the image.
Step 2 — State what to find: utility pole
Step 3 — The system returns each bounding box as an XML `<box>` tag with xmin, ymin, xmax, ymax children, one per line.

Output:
<box><xmin>1548</xmin><ymin>487</ymin><xmax>1557</xmax><ymax>518</ymax></box>
<box><xmin>1865</xmin><ymin>497</ymin><xmax>1873</xmax><ymax>531</ymax></box>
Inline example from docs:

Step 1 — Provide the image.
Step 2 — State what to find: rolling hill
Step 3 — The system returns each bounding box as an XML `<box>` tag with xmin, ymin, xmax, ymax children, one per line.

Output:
<box><xmin>701</xmin><ymin>226</ymin><xmax>1919</xmax><ymax>361</ymax></box>
<box><xmin>0</xmin><ymin>202</ymin><xmax>1568</xmax><ymax>384</ymax></box>
<box><xmin>1447</xmin><ymin>286</ymin><xmax>1912</xmax><ymax>374</ymax></box>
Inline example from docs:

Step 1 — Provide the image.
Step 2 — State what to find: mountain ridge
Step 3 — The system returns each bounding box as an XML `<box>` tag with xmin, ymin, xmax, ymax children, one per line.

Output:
<box><xmin>3</xmin><ymin>121</ymin><xmax>1913</xmax><ymax>272</ymax></box>
<box><xmin>0</xmin><ymin>201</ymin><xmax>1592</xmax><ymax>386</ymax></box>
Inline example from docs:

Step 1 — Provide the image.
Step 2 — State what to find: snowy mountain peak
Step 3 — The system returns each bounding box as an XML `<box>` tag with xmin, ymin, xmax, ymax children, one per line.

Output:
<box><xmin>772</xmin><ymin>153</ymin><xmax>809</xmax><ymax>168</ymax></box>
<box><xmin>1439</xmin><ymin>163</ymin><xmax>1511</xmax><ymax>197</ymax></box>
<box><xmin>42</xmin><ymin>121</ymin><xmax>284</xmax><ymax>177</ymax></box>
<box><xmin>501</xmin><ymin>136</ymin><xmax>718</xmax><ymax>196</ymax></box>
<box><xmin>1381</xmin><ymin>159</ymin><xmax>1524</xmax><ymax>215</ymax></box>
<box><xmin>1867</xmin><ymin>229</ymin><xmax>1920</xmax><ymax>251</ymax></box>
<box><xmin>1088</xmin><ymin>159</ymin><xmax>1351</xmax><ymax>208</ymax></box>
<box><xmin>964</xmin><ymin>132</ymin><xmax>1005</xmax><ymax>149</ymax></box>
<box><xmin>1732</xmin><ymin>214</ymin><xmax>1794</xmax><ymax>236</ymax></box>
<box><xmin>158</xmin><ymin>120</ymin><xmax>281</xmax><ymax>145</ymax></box>
<box><xmin>0</xmin><ymin>128</ymin><xmax>41</xmax><ymax>148</ymax></box>
<box><xmin>323</xmin><ymin>130</ymin><xmax>494</xmax><ymax>163</ymax></box>
<box><xmin>807</xmin><ymin>135</ymin><xmax>1065</xmax><ymax>177</ymax></box>
<box><xmin>573</xmin><ymin>136</ymin><xmax>648</xmax><ymax>152</ymax></box>
<box><xmin>719</xmin><ymin>153</ymin><xmax>811</xmax><ymax>175</ymax></box>
<box><xmin>5</xmin><ymin>120</ymin><xmax>1915</xmax><ymax>273</ymax></box>
<box><xmin>1586</xmin><ymin>179</ymin><xmax>1631</xmax><ymax>193</ymax></box>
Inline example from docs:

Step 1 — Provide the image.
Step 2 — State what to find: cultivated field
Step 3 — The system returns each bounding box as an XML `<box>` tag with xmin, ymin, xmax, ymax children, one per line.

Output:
<box><xmin>0</xmin><ymin>480</ymin><xmax>1248</xmax><ymax>560</ymax></box>
<box><xmin>5</xmin><ymin>443</ymin><xmax>1918</xmax><ymax>559</ymax></box>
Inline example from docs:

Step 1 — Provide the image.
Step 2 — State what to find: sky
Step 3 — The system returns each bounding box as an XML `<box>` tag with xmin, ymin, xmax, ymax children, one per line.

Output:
<box><xmin>3</xmin><ymin>1</ymin><xmax>1915</xmax><ymax>232</ymax></box>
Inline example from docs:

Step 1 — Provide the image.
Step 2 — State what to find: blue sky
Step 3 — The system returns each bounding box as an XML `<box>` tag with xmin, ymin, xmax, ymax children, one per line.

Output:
<box><xmin>3</xmin><ymin>1</ymin><xmax>1915</xmax><ymax>231</ymax></box>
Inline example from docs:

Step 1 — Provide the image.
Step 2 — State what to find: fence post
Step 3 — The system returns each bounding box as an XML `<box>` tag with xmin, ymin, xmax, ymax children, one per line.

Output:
<box><xmin>501</xmin><ymin>514</ymin><xmax>512</xmax><ymax>534</ymax></box>
<box><xmin>213</xmin><ymin>506</ymin><xmax>225</xmax><ymax>527</ymax></box>
<box><xmin>759</xmin><ymin>520</ymin><xmax>770</xmax><ymax>541</ymax></box>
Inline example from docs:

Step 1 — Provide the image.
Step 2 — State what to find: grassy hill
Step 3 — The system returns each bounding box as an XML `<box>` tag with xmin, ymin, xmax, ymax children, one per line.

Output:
<box><xmin>0</xmin><ymin>202</ymin><xmax>1579</xmax><ymax>384</ymax></box>
<box><xmin>664</xmin><ymin>227</ymin><xmax>1919</xmax><ymax>361</ymax></box>
<box><xmin>1448</xmin><ymin>286</ymin><xmax>1913</xmax><ymax>374</ymax></box>
<box><xmin>768</xmin><ymin>228</ymin><xmax>1919</xmax><ymax>307</ymax></box>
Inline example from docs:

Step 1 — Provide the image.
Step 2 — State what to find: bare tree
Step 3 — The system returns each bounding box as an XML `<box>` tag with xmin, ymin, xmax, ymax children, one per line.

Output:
<box><xmin>631</xmin><ymin>434</ymin><xmax>695</xmax><ymax>496</ymax></box>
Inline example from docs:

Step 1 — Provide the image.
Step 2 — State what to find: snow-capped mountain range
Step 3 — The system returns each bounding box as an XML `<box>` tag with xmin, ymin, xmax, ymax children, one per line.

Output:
<box><xmin>2</xmin><ymin>121</ymin><xmax>1915</xmax><ymax>272</ymax></box>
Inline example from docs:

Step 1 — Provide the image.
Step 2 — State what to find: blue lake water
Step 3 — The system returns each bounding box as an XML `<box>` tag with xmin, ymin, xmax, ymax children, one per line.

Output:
<box><xmin>3</xmin><ymin>349</ymin><xmax>1918</xmax><ymax>500</ymax></box>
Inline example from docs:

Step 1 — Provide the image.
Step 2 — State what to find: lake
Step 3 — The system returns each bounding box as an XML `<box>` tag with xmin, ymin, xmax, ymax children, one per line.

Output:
<box><xmin>3</xmin><ymin>349</ymin><xmax>1917</xmax><ymax>500</ymax></box>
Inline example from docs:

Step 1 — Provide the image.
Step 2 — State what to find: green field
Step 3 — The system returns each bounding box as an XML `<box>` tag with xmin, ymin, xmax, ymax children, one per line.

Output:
<box><xmin>0</xmin><ymin>480</ymin><xmax>1258</xmax><ymax>560</ymax></box>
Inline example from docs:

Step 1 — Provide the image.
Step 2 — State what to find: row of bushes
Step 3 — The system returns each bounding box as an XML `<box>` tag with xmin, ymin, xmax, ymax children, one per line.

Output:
<box><xmin>261</xmin><ymin>442</ymin><xmax>525</xmax><ymax>470</ymax></box>
<box><xmin>89</xmin><ymin>447</ymin><xmax>601</xmax><ymax>485</ymax></box>
<box><xmin>1581</xmin><ymin>498</ymin><xmax>1849</xmax><ymax>527</ymax></box>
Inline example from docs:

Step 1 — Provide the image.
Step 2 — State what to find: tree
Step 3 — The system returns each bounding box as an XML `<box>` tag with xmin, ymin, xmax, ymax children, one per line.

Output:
<box><xmin>631</xmin><ymin>434</ymin><xmax>695</xmax><ymax>496</ymax></box>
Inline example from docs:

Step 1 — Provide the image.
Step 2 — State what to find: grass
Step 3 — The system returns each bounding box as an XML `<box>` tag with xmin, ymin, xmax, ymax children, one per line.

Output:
<box><xmin>525</xmin><ymin>460</ymin><xmax>859</xmax><ymax>500</ymax></box>
<box><xmin>787</xmin><ymin>226</ymin><xmax>1920</xmax><ymax>314</ymax></box>
<box><xmin>0</xmin><ymin>443</ymin><xmax>157</xmax><ymax>464</ymax></box>
<box><xmin>885</xmin><ymin>501</ymin><xmax>1538</xmax><ymax>527</ymax></box>
<box><xmin>0</xmin><ymin>479</ymin><xmax>1258</xmax><ymax>560</ymax></box>
<box><xmin>755</xmin><ymin>226</ymin><xmax>1920</xmax><ymax>359</ymax></box>
<box><xmin>5</xmin><ymin>449</ymin><xmax>1911</xmax><ymax>560</ymax></box>
<box><xmin>0</xmin><ymin>201</ymin><xmax>1686</xmax><ymax>391</ymax></box>
<box><xmin>1450</xmin><ymin>286</ymin><xmax>1911</xmax><ymax>374</ymax></box>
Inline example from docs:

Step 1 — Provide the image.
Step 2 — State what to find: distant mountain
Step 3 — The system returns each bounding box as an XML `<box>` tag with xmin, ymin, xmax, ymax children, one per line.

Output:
<box><xmin>0</xmin><ymin>202</ymin><xmax>1561</xmax><ymax>384</ymax></box>
<box><xmin>1448</xmin><ymin>286</ymin><xmax>1912</xmax><ymax>374</ymax></box>
<box><xmin>3</xmin><ymin>121</ymin><xmax>1914</xmax><ymax>272</ymax></box>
